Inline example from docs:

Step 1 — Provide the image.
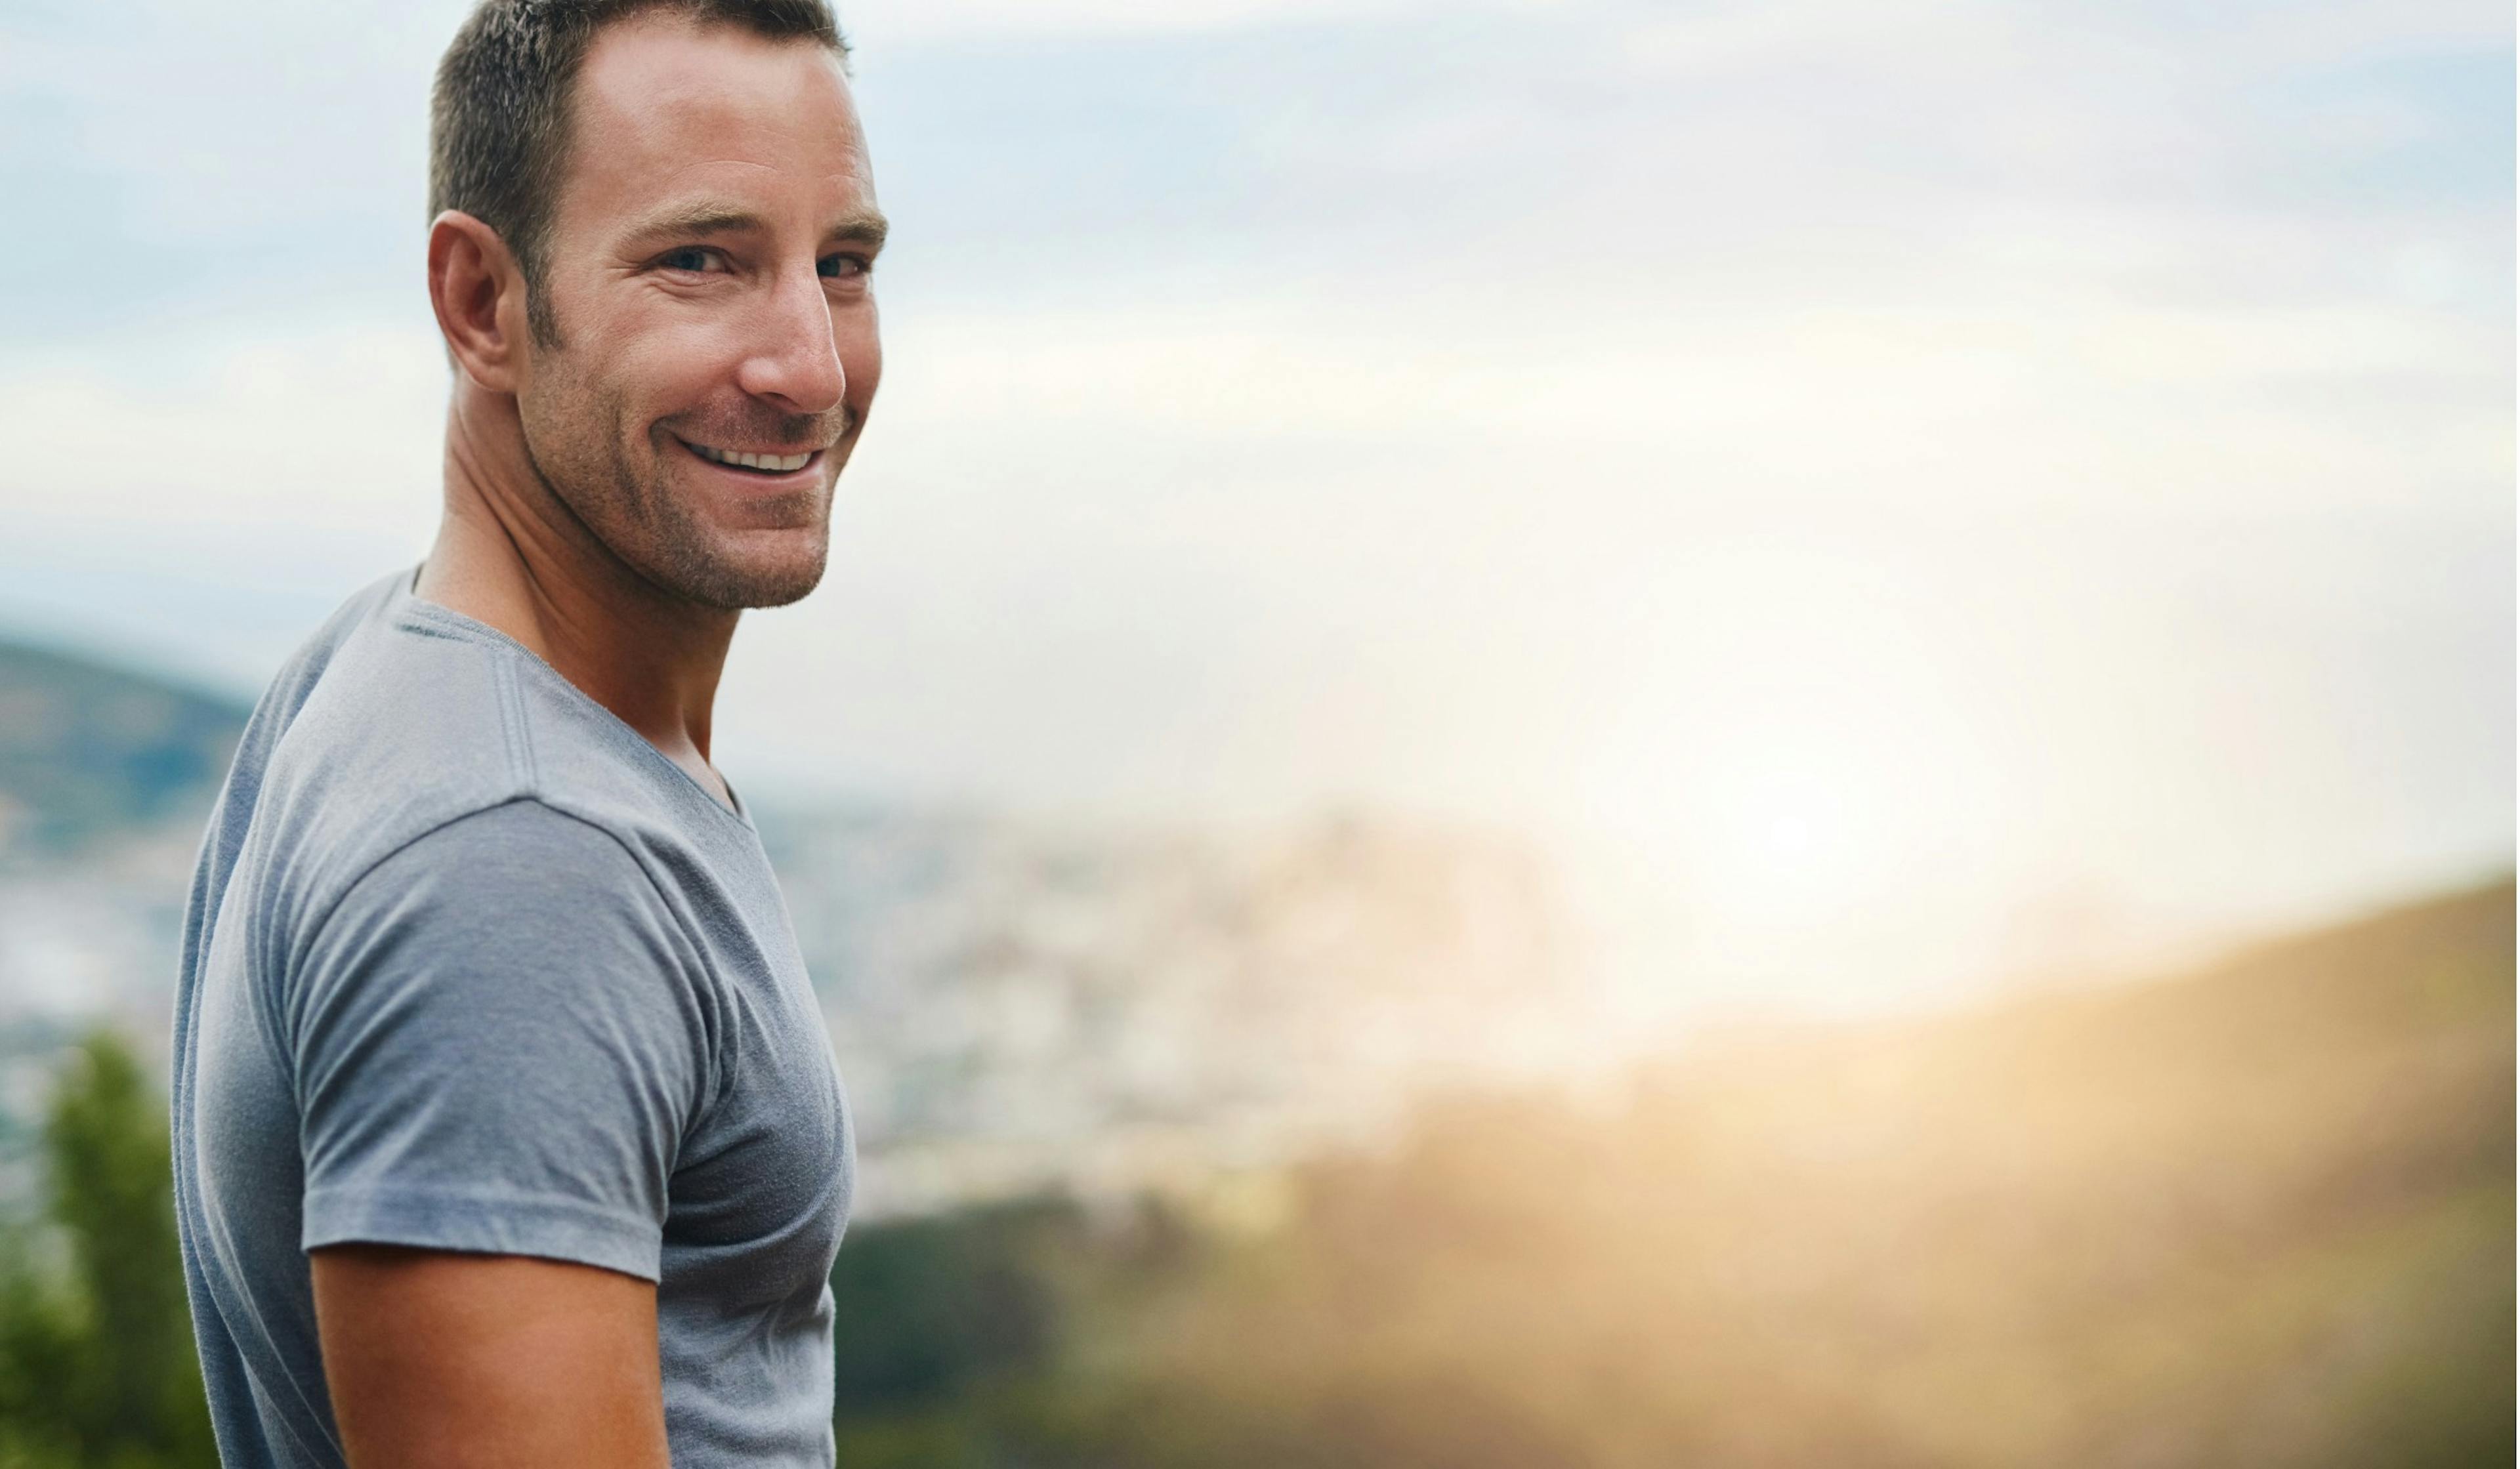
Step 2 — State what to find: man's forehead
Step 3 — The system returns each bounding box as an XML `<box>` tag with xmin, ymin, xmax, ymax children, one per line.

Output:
<box><xmin>560</xmin><ymin>14</ymin><xmax>872</xmax><ymax>231</ymax></box>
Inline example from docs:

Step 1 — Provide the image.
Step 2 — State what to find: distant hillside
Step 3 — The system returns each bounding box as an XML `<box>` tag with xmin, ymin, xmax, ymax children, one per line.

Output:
<box><xmin>821</xmin><ymin>877</ymin><xmax>2517</xmax><ymax>1469</ymax></box>
<box><xmin>0</xmin><ymin>638</ymin><xmax>249</xmax><ymax>861</ymax></box>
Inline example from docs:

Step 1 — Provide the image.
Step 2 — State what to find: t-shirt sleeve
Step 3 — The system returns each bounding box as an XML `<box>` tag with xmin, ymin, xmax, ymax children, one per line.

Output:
<box><xmin>288</xmin><ymin>798</ymin><xmax>718</xmax><ymax>1282</ymax></box>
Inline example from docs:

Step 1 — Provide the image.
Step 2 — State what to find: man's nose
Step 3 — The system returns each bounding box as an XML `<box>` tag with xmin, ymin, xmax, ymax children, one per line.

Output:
<box><xmin>735</xmin><ymin>266</ymin><xmax>845</xmax><ymax>417</ymax></box>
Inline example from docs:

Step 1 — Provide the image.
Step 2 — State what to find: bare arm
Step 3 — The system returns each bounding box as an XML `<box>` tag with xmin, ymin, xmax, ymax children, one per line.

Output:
<box><xmin>311</xmin><ymin>1244</ymin><xmax>671</xmax><ymax>1469</ymax></box>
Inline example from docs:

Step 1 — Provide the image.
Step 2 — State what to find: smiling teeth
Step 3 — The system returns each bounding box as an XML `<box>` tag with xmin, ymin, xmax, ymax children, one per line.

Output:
<box><xmin>691</xmin><ymin>443</ymin><xmax>812</xmax><ymax>472</ymax></box>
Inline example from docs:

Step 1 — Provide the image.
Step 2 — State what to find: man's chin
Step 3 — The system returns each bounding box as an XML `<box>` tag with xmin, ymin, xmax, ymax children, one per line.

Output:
<box><xmin>641</xmin><ymin>535</ymin><xmax>830</xmax><ymax>611</ymax></box>
<box><xmin>728</xmin><ymin>564</ymin><xmax>827</xmax><ymax>610</ymax></box>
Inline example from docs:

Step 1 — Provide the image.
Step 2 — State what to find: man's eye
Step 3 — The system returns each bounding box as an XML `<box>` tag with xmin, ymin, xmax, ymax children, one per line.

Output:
<box><xmin>660</xmin><ymin>247</ymin><xmax>726</xmax><ymax>273</ymax></box>
<box><xmin>819</xmin><ymin>254</ymin><xmax>872</xmax><ymax>280</ymax></box>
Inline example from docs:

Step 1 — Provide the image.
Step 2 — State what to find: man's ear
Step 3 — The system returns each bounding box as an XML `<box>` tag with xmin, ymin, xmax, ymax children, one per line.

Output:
<box><xmin>428</xmin><ymin>210</ymin><xmax>530</xmax><ymax>393</ymax></box>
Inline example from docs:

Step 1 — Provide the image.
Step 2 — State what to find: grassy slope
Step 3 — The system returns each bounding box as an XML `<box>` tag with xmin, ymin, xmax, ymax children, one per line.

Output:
<box><xmin>832</xmin><ymin>879</ymin><xmax>2515</xmax><ymax>1468</ymax></box>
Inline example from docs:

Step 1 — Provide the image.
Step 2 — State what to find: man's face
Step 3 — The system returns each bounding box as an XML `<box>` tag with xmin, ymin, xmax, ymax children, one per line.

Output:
<box><xmin>514</xmin><ymin>15</ymin><xmax>884</xmax><ymax>611</ymax></box>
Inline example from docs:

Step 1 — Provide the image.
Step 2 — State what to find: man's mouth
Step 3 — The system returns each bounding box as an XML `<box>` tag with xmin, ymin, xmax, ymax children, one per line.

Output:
<box><xmin>678</xmin><ymin>438</ymin><xmax>820</xmax><ymax>474</ymax></box>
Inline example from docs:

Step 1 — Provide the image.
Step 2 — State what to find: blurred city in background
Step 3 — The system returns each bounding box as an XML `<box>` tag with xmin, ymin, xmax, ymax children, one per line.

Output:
<box><xmin>0</xmin><ymin>0</ymin><xmax>2510</xmax><ymax>1464</ymax></box>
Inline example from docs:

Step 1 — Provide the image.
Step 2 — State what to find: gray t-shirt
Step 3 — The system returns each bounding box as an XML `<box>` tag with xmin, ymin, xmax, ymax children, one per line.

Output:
<box><xmin>171</xmin><ymin>564</ymin><xmax>854</xmax><ymax>1467</ymax></box>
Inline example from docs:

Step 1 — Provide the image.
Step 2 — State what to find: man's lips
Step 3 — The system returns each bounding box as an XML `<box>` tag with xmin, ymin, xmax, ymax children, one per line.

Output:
<box><xmin>671</xmin><ymin>434</ymin><xmax>828</xmax><ymax>479</ymax></box>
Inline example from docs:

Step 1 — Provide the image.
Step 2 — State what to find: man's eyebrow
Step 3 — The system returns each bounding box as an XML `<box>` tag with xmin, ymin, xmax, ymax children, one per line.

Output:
<box><xmin>620</xmin><ymin>201</ymin><xmax>890</xmax><ymax>251</ymax></box>
<box><xmin>830</xmin><ymin>210</ymin><xmax>890</xmax><ymax>250</ymax></box>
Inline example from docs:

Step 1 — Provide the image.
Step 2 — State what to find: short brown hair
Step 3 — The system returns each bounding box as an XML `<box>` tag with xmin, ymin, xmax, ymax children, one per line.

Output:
<box><xmin>430</xmin><ymin>0</ymin><xmax>849</xmax><ymax>345</ymax></box>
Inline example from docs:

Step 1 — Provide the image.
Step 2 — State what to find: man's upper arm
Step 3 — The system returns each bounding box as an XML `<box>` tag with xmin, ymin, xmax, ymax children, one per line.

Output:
<box><xmin>291</xmin><ymin>798</ymin><xmax>713</xmax><ymax>1272</ymax></box>
<box><xmin>288</xmin><ymin>799</ymin><xmax>714</xmax><ymax>1464</ymax></box>
<box><xmin>311</xmin><ymin>1244</ymin><xmax>669</xmax><ymax>1469</ymax></box>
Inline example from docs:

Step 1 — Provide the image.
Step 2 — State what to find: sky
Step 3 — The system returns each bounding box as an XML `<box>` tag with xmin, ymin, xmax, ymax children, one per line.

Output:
<box><xmin>0</xmin><ymin>0</ymin><xmax>2510</xmax><ymax>1021</ymax></box>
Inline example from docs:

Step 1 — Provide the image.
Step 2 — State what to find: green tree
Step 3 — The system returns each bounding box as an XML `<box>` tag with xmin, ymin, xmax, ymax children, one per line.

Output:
<box><xmin>0</xmin><ymin>1029</ymin><xmax>217</xmax><ymax>1469</ymax></box>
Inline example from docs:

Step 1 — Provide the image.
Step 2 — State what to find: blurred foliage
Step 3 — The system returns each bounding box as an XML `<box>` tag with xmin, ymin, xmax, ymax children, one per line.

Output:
<box><xmin>830</xmin><ymin>1195</ymin><xmax>1074</xmax><ymax>1409</ymax></box>
<box><xmin>0</xmin><ymin>1031</ymin><xmax>217</xmax><ymax>1468</ymax></box>
<box><xmin>830</xmin><ymin>879</ymin><xmax>2516</xmax><ymax>1468</ymax></box>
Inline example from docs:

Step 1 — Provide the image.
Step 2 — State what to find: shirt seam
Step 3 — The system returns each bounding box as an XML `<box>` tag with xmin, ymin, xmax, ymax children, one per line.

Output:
<box><xmin>300</xmin><ymin>1183</ymin><xmax>663</xmax><ymax>1281</ymax></box>
<box><xmin>301</xmin><ymin>1181</ymin><xmax>662</xmax><ymax>1237</ymax></box>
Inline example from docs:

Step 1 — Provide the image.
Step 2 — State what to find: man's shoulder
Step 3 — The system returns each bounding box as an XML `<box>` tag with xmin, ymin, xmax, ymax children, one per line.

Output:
<box><xmin>257</xmin><ymin>581</ymin><xmax>536</xmax><ymax>853</ymax></box>
<box><xmin>226</xmin><ymin>573</ymin><xmax>704</xmax><ymax>935</ymax></box>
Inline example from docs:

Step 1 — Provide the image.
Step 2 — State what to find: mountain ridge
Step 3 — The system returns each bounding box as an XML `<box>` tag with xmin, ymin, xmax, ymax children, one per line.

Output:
<box><xmin>0</xmin><ymin>635</ymin><xmax>250</xmax><ymax>862</ymax></box>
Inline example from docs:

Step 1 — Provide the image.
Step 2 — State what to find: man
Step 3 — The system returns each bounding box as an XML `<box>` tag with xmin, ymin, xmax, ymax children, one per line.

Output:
<box><xmin>168</xmin><ymin>2</ymin><xmax>883</xmax><ymax>1464</ymax></box>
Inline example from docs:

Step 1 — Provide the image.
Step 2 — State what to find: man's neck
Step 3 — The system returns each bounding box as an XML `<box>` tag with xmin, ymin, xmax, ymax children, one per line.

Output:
<box><xmin>415</xmin><ymin>396</ymin><xmax>741</xmax><ymax>812</ymax></box>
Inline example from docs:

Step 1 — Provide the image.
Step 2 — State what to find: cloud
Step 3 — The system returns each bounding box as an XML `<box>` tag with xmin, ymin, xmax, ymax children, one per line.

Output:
<box><xmin>0</xmin><ymin>325</ymin><xmax>446</xmax><ymax>533</ymax></box>
<box><xmin>843</xmin><ymin>0</ymin><xmax>1553</xmax><ymax>47</ymax></box>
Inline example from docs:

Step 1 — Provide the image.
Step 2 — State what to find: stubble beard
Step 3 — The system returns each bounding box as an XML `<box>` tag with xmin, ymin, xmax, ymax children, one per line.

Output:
<box><xmin>518</xmin><ymin>362</ymin><xmax>845</xmax><ymax>613</ymax></box>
